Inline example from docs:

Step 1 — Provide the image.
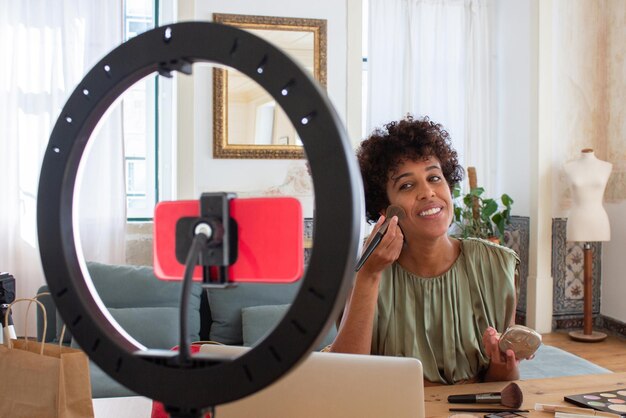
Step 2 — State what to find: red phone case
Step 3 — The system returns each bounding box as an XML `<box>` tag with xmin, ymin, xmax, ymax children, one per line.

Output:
<box><xmin>153</xmin><ymin>197</ymin><xmax>304</xmax><ymax>283</ymax></box>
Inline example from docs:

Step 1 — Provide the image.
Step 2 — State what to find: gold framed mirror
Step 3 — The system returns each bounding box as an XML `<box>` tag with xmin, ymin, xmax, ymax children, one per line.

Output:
<box><xmin>213</xmin><ymin>13</ymin><xmax>327</xmax><ymax>159</ymax></box>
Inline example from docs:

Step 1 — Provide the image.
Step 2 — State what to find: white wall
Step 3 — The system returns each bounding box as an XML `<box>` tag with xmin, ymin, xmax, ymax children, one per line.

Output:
<box><xmin>493</xmin><ymin>0</ymin><xmax>536</xmax><ymax>216</ymax></box>
<box><xmin>603</xmin><ymin>202</ymin><xmax>626</xmax><ymax>321</ymax></box>
<box><xmin>599</xmin><ymin>0</ymin><xmax>626</xmax><ymax>323</ymax></box>
<box><xmin>177</xmin><ymin>0</ymin><xmax>348</xmax><ymax>204</ymax></box>
<box><xmin>494</xmin><ymin>0</ymin><xmax>556</xmax><ymax>333</ymax></box>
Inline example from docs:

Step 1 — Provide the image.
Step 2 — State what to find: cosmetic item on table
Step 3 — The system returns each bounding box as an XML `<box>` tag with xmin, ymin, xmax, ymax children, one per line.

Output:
<box><xmin>355</xmin><ymin>205</ymin><xmax>406</xmax><ymax>271</ymax></box>
<box><xmin>564</xmin><ymin>390</ymin><xmax>626</xmax><ymax>416</ymax></box>
<box><xmin>484</xmin><ymin>411</ymin><xmax>528</xmax><ymax>418</ymax></box>
<box><xmin>535</xmin><ymin>403</ymin><xmax>622</xmax><ymax>417</ymax></box>
<box><xmin>449</xmin><ymin>414</ymin><xmax>482</xmax><ymax>418</ymax></box>
<box><xmin>554</xmin><ymin>412</ymin><xmax>620</xmax><ymax>418</ymax></box>
<box><xmin>448</xmin><ymin>383</ymin><xmax>523</xmax><ymax>409</ymax></box>
<box><xmin>498</xmin><ymin>325</ymin><xmax>542</xmax><ymax>359</ymax></box>
<box><xmin>449</xmin><ymin>408</ymin><xmax>529</xmax><ymax>413</ymax></box>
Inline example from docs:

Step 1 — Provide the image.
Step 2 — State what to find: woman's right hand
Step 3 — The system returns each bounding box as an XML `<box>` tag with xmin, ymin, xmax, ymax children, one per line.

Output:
<box><xmin>359</xmin><ymin>215</ymin><xmax>404</xmax><ymax>276</ymax></box>
<box><xmin>330</xmin><ymin>214</ymin><xmax>403</xmax><ymax>355</ymax></box>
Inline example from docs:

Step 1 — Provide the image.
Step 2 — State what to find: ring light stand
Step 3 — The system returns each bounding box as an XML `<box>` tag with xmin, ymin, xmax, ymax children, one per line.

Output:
<box><xmin>37</xmin><ymin>22</ymin><xmax>362</xmax><ymax>417</ymax></box>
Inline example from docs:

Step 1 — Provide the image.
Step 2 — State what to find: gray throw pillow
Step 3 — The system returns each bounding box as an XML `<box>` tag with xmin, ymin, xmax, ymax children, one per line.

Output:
<box><xmin>241</xmin><ymin>304</ymin><xmax>337</xmax><ymax>350</ymax></box>
<box><xmin>59</xmin><ymin>262</ymin><xmax>202</xmax><ymax>347</ymax></box>
<box><xmin>70</xmin><ymin>307</ymin><xmax>191</xmax><ymax>350</ymax></box>
<box><xmin>207</xmin><ymin>282</ymin><xmax>300</xmax><ymax>345</ymax></box>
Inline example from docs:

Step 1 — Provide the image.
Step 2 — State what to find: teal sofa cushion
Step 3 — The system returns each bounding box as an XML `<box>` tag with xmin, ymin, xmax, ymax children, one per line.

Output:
<box><xmin>87</xmin><ymin>262</ymin><xmax>189</xmax><ymax>308</ymax></box>
<box><xmin>86</xmin><ymin>363</ymin><xmax>139</xmax><ymax>398</ymax></box>
<box><xmin>241</xmin><ymin>304</ymin><xmax>337</xmax><ymax>350</ymax></box>
<box><xmin>106</xmin><ymin>307</ymin><xmax>181</xmax><ymax>349</ymax></box>
<box><xmin>85</xmin><ymin>262</ymin><xmax>201</xmax><ymax>345</ymax></box>
<box><xmin>54</xmin><ymin>262</ymin><xmax>202</xmax><ymax>346</ymax></box>
<box><xmin>207</xmin><ymin>282</ymin><xmax>300</xmax><ymax>345</ymax></box>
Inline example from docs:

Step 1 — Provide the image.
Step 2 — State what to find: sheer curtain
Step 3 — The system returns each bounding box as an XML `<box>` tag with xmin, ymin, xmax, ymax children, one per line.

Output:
<box><xmin>0</xmin><ymin>2</ymin><xmax>125</xmax><ymax>332</ymax></box>
<box><xmin>367</xmin><ymin>0</ymin><xmax>494</xmax><ymax>192</ymax></box>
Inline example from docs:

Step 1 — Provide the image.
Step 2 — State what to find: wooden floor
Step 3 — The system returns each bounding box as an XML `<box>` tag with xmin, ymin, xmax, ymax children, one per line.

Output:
<box><xmin>542</xmin><ymin>331</ymin><xmax>626</xmax><ymax>372</ymax></box>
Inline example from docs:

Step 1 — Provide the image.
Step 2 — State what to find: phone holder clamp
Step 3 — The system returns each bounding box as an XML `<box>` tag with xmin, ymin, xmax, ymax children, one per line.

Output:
<box><xmin>174</xmin><ymin>192</ymin><xmax>238</xmax><ymax>286</ymax></box>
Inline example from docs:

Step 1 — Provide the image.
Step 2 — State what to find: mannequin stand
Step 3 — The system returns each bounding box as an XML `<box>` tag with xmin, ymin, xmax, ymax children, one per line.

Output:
<box><xmin>569</xmin><ymin>243</ymin><xmax>607</xmax><ymax>342</ymax></box>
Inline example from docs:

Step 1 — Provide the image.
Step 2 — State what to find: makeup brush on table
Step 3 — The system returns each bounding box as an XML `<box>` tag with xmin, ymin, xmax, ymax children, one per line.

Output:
<box><xmin>448</xmin><ymin>382</ymin><xmax>524</xmax><ymax>409</ymax></box>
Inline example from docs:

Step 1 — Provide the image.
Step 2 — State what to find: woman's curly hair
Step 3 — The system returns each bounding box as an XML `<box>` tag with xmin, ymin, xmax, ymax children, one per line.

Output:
<box><xmin>357</xmin><ymin>115</ymin><xmax>464</xmax><ymax>223</ymax></box>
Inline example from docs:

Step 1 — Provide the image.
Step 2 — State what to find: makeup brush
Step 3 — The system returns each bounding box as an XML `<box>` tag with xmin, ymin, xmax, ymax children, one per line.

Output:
<box><xmin>355</xmin><ymin>205</ymin><xmax>406</xmax><ymax>271</ymax></box>
<box><xmin>447</xmin><ymin>382</ymin><xmax>523</xmax><ymax>409</ymax></box>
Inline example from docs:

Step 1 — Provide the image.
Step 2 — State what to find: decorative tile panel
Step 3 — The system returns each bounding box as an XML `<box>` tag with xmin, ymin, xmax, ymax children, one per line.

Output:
<box><xmin>551</xmin><ymin>218</ymin><xmax>602</xmax><ymax>327</ymax></box>
<box><xmin>601</xmin><ymin>315</ymin><xmax>626</xmax><ymax>337</ymax></box>
<box><xmin>503</xmin><ymin>216</ymin><xmax>530</xmax><ymax>324</ymax></box>
<box><xmin>304</xmin><ymin>218</ymin><xmax>314</xmax><ymax>267</ymax></box>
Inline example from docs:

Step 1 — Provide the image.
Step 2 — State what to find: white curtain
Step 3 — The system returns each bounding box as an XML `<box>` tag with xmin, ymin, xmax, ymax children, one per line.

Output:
<box><xmin>0</xmin><ymin>1</ymin><xmax>125</xmax><ymax>333</ymax></box>
<box><xmin>367</xmin><ymin>0</ymin><xmax>494</xmax><ymax>192</ymax></box>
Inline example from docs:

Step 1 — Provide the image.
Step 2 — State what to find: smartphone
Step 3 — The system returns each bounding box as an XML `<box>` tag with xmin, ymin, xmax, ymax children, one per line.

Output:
<box><xmin>153</xmin><ymin>197</ymin><xmax>304</xmax><ymax>283</ymax></box>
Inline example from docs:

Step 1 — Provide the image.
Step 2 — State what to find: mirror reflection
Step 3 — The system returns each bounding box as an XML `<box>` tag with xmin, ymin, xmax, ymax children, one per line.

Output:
<box><xmin>213</xmin><ymin>13</ymin><xmax>327</xmax><ymax>159</ymax></box>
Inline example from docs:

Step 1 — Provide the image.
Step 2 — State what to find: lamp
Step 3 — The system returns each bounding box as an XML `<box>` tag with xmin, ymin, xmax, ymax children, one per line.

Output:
<box><xmin>564</xmin><ymin>148</ymin><xmax>612</xmax><ymax>342</ymax></box>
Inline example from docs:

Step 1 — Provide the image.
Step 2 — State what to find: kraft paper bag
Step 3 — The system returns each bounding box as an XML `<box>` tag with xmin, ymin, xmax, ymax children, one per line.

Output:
<box><xmin>0</xmin><ymin>298</ymin><xmax>94</xmax><ymax>418</ymax></box>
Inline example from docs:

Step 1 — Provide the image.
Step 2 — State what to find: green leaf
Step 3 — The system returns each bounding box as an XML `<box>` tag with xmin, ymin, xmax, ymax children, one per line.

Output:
<box><xmin>469</xmin><ymin>187</ymin><xmax>485</xmax><ymax>197</ymax></box>
<box><xmin>493</xmin><ymin>214</ymin><xmax>506</xmax><ymax>238</ymax></box>
<box><xmin>482</xmin><ymin>200</ymin><xmax>498</xmax><ymax>217</ymax></box>
<box><xmin>454</xmin><ymin>207</ymin><xmax>462</xmax><ymax>221</ymax></box>
<box><xmin>492</xmin><ymin>213</ymin><xmax>503</xmax><ymax>230</ymax></box>
<box><xmin>501</xmin><ymin>194</ymin><xmax>513</xmax><ymax>207</ymax></box>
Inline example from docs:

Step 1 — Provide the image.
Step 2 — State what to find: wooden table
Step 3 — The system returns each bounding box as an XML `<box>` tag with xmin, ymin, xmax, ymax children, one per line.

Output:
<box><xmin>425</xmin><ymin>372</ymin><xmax>626</xmax><ymax>417</ymax></box>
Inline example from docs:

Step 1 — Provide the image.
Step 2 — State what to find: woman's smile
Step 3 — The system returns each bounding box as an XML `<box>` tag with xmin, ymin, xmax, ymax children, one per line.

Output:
<box><xmin>386</xmin><ymin>157</ymin><xmax>453</xmax><ymax>240</ymax></box>
<box><xmin>417</xmin><ymin>205</ymin><xmax>443</xmax><ymax>217</ymax></box>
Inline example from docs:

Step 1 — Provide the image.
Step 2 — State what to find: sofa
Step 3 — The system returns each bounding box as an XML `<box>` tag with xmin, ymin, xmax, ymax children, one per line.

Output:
<box><xmin>37</xmin><ymin>262</ymin><xmax>610</xmax><ymax>399</ymax></box>
<box><xmin>36</xmin><ymin>261</ymin><xmax>337</xmax><ymax>398</ymax></box>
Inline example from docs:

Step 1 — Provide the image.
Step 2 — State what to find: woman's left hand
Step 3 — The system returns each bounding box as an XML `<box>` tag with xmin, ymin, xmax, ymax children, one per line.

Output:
<box><xmin>482</xmin><ymin>326</ymin><xmax>520</xmax><ymax>382</ymax></box>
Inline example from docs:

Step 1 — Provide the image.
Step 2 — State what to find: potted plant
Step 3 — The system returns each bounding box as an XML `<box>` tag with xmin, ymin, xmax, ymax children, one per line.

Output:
<box><xmin>451</xmin><ymin>184</ymin><xmax>514</xmax><ymax>243</ymax></box>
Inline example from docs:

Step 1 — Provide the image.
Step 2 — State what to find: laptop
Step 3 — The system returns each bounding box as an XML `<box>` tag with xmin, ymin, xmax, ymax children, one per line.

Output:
<box><xmin>199</xmin><ymin>344</ymin><xmax>425</xmax><ymax>418</ymax></box>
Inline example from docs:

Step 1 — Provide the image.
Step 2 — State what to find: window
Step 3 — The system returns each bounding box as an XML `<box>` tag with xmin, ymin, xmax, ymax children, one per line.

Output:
<box><xmin>122</xmin><ymin>0</ymin><xmax>174</xmax><ymax>220</ymax></box>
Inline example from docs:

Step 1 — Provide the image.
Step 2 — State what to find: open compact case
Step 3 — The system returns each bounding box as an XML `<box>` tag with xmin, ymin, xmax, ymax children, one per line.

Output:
<box><xmin>498</xmin><ymin>325</ymin><xmax>542</xmax><ymax>360</ymax></box>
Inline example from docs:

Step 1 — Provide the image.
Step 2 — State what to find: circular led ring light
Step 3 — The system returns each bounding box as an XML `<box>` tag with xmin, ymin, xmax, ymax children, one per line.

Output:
<box><xmin>37</xmin><ymin>22</ymin><xmax>362</xmax><ymax>409</ymax></box>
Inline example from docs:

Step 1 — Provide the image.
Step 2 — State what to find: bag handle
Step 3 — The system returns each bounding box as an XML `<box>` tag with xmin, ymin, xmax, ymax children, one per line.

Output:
<box><xmin>24</xmin><ymin>292</ymin><xmax>49</xmax><ymax>341</ymax></box>
<box><xmin>25</xmin><ymin>292</ymin><xmax>67</xmax><ymax>347</ymax></box>
<box><xmin>4</xmin><ymin>298</ymin><xmax>47</xmax><ymax>355</ymax></box>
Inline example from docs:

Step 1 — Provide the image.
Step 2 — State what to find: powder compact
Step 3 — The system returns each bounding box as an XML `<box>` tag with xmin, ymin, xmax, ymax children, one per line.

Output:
<box><xmin>498</xmin><ymin>325</ymin><xmax>542</xmax><ymax>360</ymax></box>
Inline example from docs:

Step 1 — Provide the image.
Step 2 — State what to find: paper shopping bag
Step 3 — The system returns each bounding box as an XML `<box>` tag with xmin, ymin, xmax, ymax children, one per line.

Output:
<box><xmin>0</xmin><ymin>298</ymin><xmax>94</xmax><ymax>418</ymax></box>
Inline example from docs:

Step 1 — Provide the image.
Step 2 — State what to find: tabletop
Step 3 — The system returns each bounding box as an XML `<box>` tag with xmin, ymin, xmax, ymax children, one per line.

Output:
<box><xmin>425</xmin><ymin>372</ymin><xmax>626</xmax><ymax>418</ymax></box>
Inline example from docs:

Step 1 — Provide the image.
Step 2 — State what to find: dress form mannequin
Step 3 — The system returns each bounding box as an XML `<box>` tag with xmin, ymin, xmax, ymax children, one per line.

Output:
<box><xmin>563</xmin><ymin>148</ymin><xmax>612</xmax><ymax>342</ymax></box>
<box><xmin>564</xmin><ymin>149</ymin><xmax>612</xmax><ymax>242</ymax></box>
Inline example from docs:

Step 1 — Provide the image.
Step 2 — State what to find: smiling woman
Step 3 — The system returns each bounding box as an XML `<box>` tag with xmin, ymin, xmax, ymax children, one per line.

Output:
<box><xmin>330</xmin><ymin>115</ymin><xmax>523</xmax><ymax>386</ymax></box>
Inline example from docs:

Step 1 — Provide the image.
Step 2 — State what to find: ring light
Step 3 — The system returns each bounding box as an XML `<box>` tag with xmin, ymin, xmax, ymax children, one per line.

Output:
<box><xmin>37</xmin><ymin>22</ymin><xmax>362</xmax><ymax>411</ymax></box>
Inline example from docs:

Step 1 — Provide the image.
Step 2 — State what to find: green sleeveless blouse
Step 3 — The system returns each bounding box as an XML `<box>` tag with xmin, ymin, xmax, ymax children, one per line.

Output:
<box><xmin>371</xmin><ymin>238</ymin><xmax>519</xmax><ymax>384</ymax></box>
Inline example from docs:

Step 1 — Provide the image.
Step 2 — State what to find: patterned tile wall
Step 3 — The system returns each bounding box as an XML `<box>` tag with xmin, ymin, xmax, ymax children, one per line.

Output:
<box><xmin>502</xmin><ymin>216</ymin><xmax>530</xmax><ymax>324</ymax></box>
<box><xmin>304</xmin><ymin>218</ymin><xmax>314</xmax><ymax>267</ymax></box>
<box><xmin>551</xmin><ymin>218</ymin><xmax>602</xmax><ymax>329</ymax></box>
